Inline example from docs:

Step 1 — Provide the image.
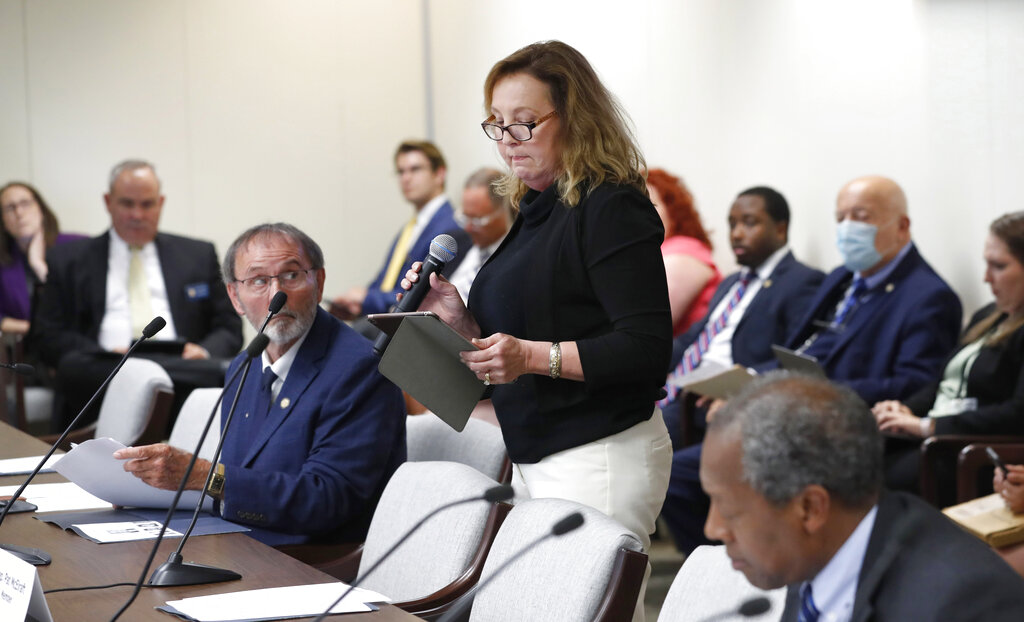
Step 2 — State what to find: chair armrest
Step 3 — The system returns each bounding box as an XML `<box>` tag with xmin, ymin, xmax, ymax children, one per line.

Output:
<box><xmin>592</xmin><ymin>547</ymin><xmax>649</xmax><ymax>622</ymax></box>
<box><xmin>957</xmin><ymin>441</ymin><xmax>1024</xmax><ymax>503</ymax></box>
<box><xmin>920</xmin><ymin>435</ymin><xmax>1021</xmax><ymax>507</ymax></box>
<box><xmin>275</xmin><ymin>542</ymin><xmax>364</xmax><ymax>583</ymax></box>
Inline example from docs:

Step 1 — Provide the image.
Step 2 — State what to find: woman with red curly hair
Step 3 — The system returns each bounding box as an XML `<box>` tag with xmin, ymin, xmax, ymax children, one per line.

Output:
<box><xmin>646</xmin><ymin>168</ymin><xmax>720</xmax><ymax>335</ymax></box>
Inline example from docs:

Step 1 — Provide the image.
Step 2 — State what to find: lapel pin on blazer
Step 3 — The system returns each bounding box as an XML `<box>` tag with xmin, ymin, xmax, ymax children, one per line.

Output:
<box><xmin>885</xmin><ymin>282</ymin><xmax>895</xmax><ymax>293</ymax></box>
<box><xmin>763</xmin><ymin>278</ymin><xmax>773</xmax><ymax>288</ymax></box>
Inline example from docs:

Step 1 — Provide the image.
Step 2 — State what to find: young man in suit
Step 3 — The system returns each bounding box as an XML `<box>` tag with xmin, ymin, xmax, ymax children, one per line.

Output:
<box><xmin>659</xmin><ymin>186</ymin><xmax>824</xmax><ymax>553</ymax></box>
<box><xmin>331</xmin><ymin>140</ymin><xmax>461</xmax><ymax>318</ymax></box>
<box><xmin>116</xmin><ymin>223</ymin><xmax>406</xmax><ymax>546</ymax></box>
<box><xmin>31</xmin><ymin>160</ymin><xmax>242</xmax><ymax>430</ymax></box>
<box><xmin>702</xmin><ymin>372</ymin><xmax>1024</xmax><ymax>621</ymax></box>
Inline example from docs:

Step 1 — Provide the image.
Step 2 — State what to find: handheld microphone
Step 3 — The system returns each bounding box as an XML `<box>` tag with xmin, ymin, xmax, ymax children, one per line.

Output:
<box><xmin>0</xmin><ymin>316</ymin><xmax>166</xmax><ymax>566</ymax></box>
<box><xmin>109</xmin><ymin>332</ymin><xmax>271</xmax><ymax>621</ymax></box>
<box><xmin>700</xmin><ymin>596</ymin><xmax>773</xmax><ymax>621</ymax></box>
<box><xmin>0</xmin><ymin>362</ymin><xmax>34</xmax><ymax>375</ymax></box>
<box><xmin>372</xmin><ymin>234</ymin><xmax>458</xmax><ymax>356</ymax></box>
<box><xmin>310</xmin><ymin>483</ymin><xmax>514</xmax><ymax>622</ymax></box>
<box><xmin>436</xmin><ymin>511</ymin><xmax>585</xmax><ymax>622</ymax></box>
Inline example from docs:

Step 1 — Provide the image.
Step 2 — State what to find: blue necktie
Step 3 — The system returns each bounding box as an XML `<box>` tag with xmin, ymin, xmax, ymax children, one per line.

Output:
<box><xmin>833</xmin><ymin>276</ymin><xmax>867</xmax><ymax>327</ymax></box>
<box><xmin>798</xmin><ymin>582</ymin><xmax>820</xmax><ymax>622</ymax></box>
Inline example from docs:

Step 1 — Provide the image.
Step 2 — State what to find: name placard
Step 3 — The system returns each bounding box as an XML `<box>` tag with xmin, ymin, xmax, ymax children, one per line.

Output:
<box><xmin>0</xmin><ymin>549</ymin><xmax>52</xmax><ymax>622</ymax></box>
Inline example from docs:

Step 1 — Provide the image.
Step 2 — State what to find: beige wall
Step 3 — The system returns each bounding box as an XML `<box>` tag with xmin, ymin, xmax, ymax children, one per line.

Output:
<box><xmin>2</xmin><ymin>0</ymin><xmax>1023</xmax><ymax>320</ymax></box>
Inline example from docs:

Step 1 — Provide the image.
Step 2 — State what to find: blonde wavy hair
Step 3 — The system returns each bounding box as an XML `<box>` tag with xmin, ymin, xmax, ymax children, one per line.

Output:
<box><xmin>483</xmin><ymin>41</ymin><xmax>647</xmax><ymax>208</ymax></box>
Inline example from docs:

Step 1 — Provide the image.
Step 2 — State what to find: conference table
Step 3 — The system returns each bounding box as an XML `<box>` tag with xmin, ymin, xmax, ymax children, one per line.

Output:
<box><xmin>0</xmin><ymin>421</ymin><xmax>420</xmax><ymax>621</ymax></box>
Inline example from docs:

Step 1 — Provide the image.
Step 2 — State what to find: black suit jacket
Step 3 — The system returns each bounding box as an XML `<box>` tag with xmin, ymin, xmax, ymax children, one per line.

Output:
<box><xmin>781</xmin><ymin>492</ymin><xmax>1024</xmax><ymax>622</ymax></box>
<box><xmin>904</xmin><ymin>303</ymin><xmax>1024</xmax><ymax>436</ymax></box>
<box><xmin>670</xmin><ymin>251</ymin><xmax>824</xmax><ymax>369</ymax></box>
<box><xmin>32</xmin><ymin>231</ymin><xmax>242</xmax><ymax>366</ymax></box>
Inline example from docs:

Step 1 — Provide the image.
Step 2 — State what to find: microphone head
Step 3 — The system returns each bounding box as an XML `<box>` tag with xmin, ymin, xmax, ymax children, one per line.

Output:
<box><xmin>551</xmin><ymin>512</ymin><xmax>584</xmax><ymax>536</ymax></box>
<box><xmin>142</xmin><ymin>316</ymin><xmax>167</xmax><ymax>339</ymax></box>
<box><xmin>268</xmin><ymin>291</ymin><xmax>288</xmax><ymax>314</ymax></box>
<box><xmin>484</xmin><ymin>484</ymin><xmax>514</xmax><ymax>503</ymax></box>
<box><xmin>428</xmin><ymin>234</ymin><xmax>458</xmax><ymax>264</ymax></box>
<box><xmin>11</xmin><ymin>363</ymin><xmax>35</xmax><ymax>376</ymax></box>
<box><xmin>738</xmin><ymin>597</ymin><xmax>772</xmax><ymax>617</ymax></box>
<box><xmin>246</xmin><ymin>333</ymin><xmax>271</xmax><ymax>359</ymax></box>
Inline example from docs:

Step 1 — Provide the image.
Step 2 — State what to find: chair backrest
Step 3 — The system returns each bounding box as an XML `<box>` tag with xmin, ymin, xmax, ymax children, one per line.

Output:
<box><xmin>406</xmin><ymin>414</ymin><xmax>511</xmax><ymax>483</ymax></box>
<box><xmin>358</xmin><ymin>461</ymin><xmax>509</xmax><ymax>606</ymax></box>
<box><xmin>468</xmin><ymin>497</ymin><xmax>647</xmax><ymax>622</ymax></box>
<box><xmin>168</xmin><ymin>387</ymin><xmax>223</xmax><ymax>461</ymax></box>
<box><xmin>659</xmin><ymin>545</ymin><xmax>785</xmax><ymax>621</ymax></box>
<box><xmin>94</xmin><ymin>358</ymin><xmax>174</xmax><ymax>445</ymax></box>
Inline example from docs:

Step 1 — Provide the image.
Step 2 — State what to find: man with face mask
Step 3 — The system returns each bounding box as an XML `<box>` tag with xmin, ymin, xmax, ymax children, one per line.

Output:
<box><xmin>783</xmin><ymin>175</ymin><xmax>961</xmax><ymax>405</ymax></box>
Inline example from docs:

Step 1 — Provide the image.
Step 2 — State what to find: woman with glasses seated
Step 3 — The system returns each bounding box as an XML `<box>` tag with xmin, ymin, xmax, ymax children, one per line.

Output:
<box><xmin>646</xmin><ymin>168</ymin><xmax>720</xmax><ymax>335</ymax></box>
<box><xmin>873</xmin><ymin>212</ymin><xmax>1024</xmax><ymax>499</ymax></box>
<box><xmin>402</xmin><ymin>41</ymin><xmax>671</xmax><ymax>619</ymax></box>
<box><xmin>0</xmin><ymin>182</ymin><xmax>83</xmax><ymax>336</ymax></box>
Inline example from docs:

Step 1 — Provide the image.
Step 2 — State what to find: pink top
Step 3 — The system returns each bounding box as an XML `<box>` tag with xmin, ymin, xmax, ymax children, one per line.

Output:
<box><xmin>661</xmin><ymin>235</ymin><xmax>721</xmax><ymax>336</ymax></box>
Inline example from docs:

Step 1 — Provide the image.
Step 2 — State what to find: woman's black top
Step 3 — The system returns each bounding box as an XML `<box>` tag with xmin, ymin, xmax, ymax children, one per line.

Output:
<box><xmin>468</xmin><ymin>182</ymin><xmax>672</xmax><ymax>463</ymax></box>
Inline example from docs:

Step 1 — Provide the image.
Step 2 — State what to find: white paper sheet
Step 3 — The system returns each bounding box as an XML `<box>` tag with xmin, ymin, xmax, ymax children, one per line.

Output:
<box><xmin>53</xmin><ymin>438</ymin><xmax>214</xmax><ymax>511</ymax></box>
<box><xmin>0</xmin><ymin>482</ymin><xmax>110</xmax><ymax>512</ymax></box>
<box><xmin>0</xmin><ymin>455</ymin><xmax>62</xmax><ymax>476</ymax></box>
<box><xmin>163</xmin><ymin>582</ymin><xmax>391</xmax><ymax>621</ymax></box>
<box><xmin>73</xmin><ymin>520</ymin><xmax>183</xmax><ymax>543</ymax></box>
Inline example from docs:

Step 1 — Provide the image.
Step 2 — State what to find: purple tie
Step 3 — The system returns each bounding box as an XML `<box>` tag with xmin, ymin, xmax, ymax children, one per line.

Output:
<box><xmin>658</xmin><ymin>271</ymin><xmax>754</xmax><ymax>406</ymax></box>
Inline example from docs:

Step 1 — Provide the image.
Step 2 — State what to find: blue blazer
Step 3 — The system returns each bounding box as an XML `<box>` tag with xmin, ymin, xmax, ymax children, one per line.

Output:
<box><xmin>671</xmin><ymin>251</ymin><xmax>824</xmax><ymax>369</ymax></box>
<box><xmin>784</xmin><ymin>245</ymin><xmax>962</xmax><ymax>405</ymax></box>
<box><xmin>219</xmin><ymin>307</ymin><xmax>406</xmax><ymax>546</ymax></box>
<box><xmin>362</xmin><ymin>199</ymin><xmax>459</xmax><ymax>315</ymax></box>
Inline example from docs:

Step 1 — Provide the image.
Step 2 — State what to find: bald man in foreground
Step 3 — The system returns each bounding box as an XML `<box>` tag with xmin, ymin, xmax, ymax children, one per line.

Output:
<box><xmin>781</xmin><ymin>175</ymin><xmax>961</xmax><ymax>404</ymax></box>
<box><xmin>702</xmin><ymin>372</ymin><xmax>1024</xmax><ymax>621</ymax></box>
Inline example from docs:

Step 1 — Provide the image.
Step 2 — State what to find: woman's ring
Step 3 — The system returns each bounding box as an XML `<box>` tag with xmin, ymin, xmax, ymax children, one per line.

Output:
<box><xmin>484</xmin><ymin>372</ymin><xmax>491</xmax><ymax>386</ymax></box>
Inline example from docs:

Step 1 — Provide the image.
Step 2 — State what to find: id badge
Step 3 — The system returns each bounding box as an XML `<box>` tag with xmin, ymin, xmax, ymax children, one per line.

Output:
<box><xmin>947</xmin><ymin>397</ymin><xmax>978</xmax><ymax>414</ymax></box>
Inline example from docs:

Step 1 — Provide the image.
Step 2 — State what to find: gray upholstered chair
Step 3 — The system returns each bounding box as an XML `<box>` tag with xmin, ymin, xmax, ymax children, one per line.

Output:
<box><xmin>406</xmin><ymin>414</ymin><xmax>511</xmax><ymax>483</ymax></box>
<box><xmin>42</xmin><ymin>357</ymin><xmax>174</xmax><ymax>451</ymax></box>
<box><xmin>465</xmin><ymin>497</ymin><xmax>648</xmax><ymax>622</ymax></box>
<box><xmin>320</xmin><ymin>461</ymin><xmax>510</xmax><ymax>619</ymax></box>
<box><xmin>167</xmin><ymin>387</ymin><xmax>222</xmax><ymax>461</ymax></box>
<box><xmin>658</xmin><ymin>545</ymin><xmax>784</xmax><ymax>621</ymax></box>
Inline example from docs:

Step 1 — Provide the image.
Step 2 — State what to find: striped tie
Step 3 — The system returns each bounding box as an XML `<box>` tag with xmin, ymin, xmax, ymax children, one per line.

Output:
<box><xmin>833</xmin><ymin>276</ymin><xmax>867</xmax><ymax>327</ymax></box>
<box><xmin>798</xmin><ymin>582</ymin><xmax>820</xmax><ymax>622</ymax></box>
<box><xmin>658</xmin><ymin>271</ymin><xmax>754</xmax><ymax>406</ymax></box>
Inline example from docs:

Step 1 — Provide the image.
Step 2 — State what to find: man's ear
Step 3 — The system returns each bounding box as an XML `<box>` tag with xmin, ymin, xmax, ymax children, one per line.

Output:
<box><xmin>797</xmin><ymin>484</ymin><xmax>831</xmax><ymax>534</ymax></box>
<box><xmin>225</xmin><ymin>282</ymin><xmax>245</xmax><ymax>316</ymax></box>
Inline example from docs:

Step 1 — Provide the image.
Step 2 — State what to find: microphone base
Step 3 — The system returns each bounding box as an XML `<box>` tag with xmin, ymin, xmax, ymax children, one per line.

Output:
<box><xmin>148</xmin><ymin>557</ymin><xmax>242</xmax><ymax>586</ymax></box>
<box><xmin>1</xmin><ymin>543</ymin><xmax>52</xmax><ymax>566</ymax></box>
<box><xmin>0</xmin><ymin>499</ymin><xmax>38</xmax><ymax>514</ymax></box>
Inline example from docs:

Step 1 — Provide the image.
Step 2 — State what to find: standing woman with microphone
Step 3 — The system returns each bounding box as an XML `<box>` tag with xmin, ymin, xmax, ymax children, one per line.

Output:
<box><xmin>403</xmin><ymin>40</ymin><xmax>672</xmax><ymax>616</ymax></box>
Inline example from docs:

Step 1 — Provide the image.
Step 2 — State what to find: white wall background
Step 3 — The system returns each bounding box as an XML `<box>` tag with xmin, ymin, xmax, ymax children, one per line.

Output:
<box><xmin>2</xmin><ymin>0</ymin><xmax>1022</xmax><ymax>319</ymax></box>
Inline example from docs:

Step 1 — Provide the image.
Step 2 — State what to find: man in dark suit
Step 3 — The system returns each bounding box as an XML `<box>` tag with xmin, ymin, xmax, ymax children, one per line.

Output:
<box><xmin>31</xmin><ymin>160</ymin><xmax>242</xmax><ymax>429</ymax></box>
<box><xmin>701</xmin><ymin>372</ymin><xmax>1024</xmax><ymax>621</ymax></box>
<box><xmin>782</xmin><ymin>175</ymin><xmax>961</xmax><ymax>405</ymax></box>
<box><xmin>659</xmin><ymin>186</ymin><xmax>823</xmax><ymax>552</ymax></box>
<box><xmin>116</xmin><ymin>223</ymin><xmax>406</xmax><ymax>546</ymax></box>
<box><xmin>331</xmin><ymin>140</ymin><xmax>461</xmax><ymax>319</ymax></box>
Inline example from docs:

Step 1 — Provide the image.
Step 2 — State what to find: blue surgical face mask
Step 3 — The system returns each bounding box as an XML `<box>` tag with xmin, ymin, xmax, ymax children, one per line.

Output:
<box><xmin>836</xmin><ymin>219</ymin><xmax>882</xmax><ymax>273</ymax></box>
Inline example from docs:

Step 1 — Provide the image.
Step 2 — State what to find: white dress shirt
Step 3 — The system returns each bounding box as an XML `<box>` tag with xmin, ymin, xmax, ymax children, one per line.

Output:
<box><xmin>99</xmin><ymin>230</ymin><xmax>178</xmax><ymax>350</ymax></box>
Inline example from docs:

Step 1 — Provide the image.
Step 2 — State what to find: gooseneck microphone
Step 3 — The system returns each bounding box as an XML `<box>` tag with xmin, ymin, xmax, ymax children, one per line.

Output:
<box><xmin>436</xmin><ymin>511</ymin><xmax>585</xmax><ymax>622</ymax></box>
<box><xmin>109</xmin><ymin>332</ymin><xmax>271</xmax><ymax>621</ymax></box>
<box><xmin>260</xmin><ymin>291</ymin><xmax>289</xmax><ymax>332</ymax></box>
<box><xmin>0</xmin><ymin>362</ymin><xmax>34</xmax><ymax>375</ymax></box>
<box><xmin>310</xmin><ymin>483</ymin><xmax>514</xmax><ymax>622</ymax></box>
<box><xmin>372</xmin><ymin>234</ymin><xmax>458</xmax><ymax>357</ymax></box>
<box><xmin>0</xmin><ymin>316</ymin><xmax>166</xmax><ymax>566</ymax></box>
<box><xmin>700</xmin><ymin>596</ymin><xmax>773</xmax><ymax>621</ymax></box>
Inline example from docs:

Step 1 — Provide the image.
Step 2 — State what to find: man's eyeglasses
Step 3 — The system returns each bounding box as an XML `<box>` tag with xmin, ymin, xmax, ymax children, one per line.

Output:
<box><xmin>1</xmin><ymin>198</ymin><xmax>35</xmax><ymax>215</ymax></box>
<box><xmin>481</xmin><ymin>110</ymin><xmax>557</xmax><ymax>142</ymax></box>
<box><xmin>454</xmin><ymin>210</ymin><xmax>501</xmax><ymax>228</ymax></box>
<box><xmin>235</xmin><ymin>269</ymin><xmax>315</xmax><ymax>293</ymax></box>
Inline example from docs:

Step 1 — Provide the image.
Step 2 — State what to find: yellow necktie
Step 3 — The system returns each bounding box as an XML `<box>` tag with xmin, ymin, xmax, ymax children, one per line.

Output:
<box><xmin>129</xmin><ymin>246</ymin><xmax>154</xmax><ymax>336</ymax></box>
<box><xmin>379</xmin><ymin>217</ymin><xmax>417</xmax><ymax>292</ymax></box>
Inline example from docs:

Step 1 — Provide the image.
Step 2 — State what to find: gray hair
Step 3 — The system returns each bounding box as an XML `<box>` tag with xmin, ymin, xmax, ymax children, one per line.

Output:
<box><xmin>710</xmin><ymin>371</ymin><xmax>883</xmax><ymax>508</ymax></box>
<box><xmin>109</xmin><ymin>159</ymin><xmax>159</xmax><ymax>192</ymax></box>
<box><xmin>222</xmin><ymin>223</ymin><xmax>325</xmax><ymax>284</ymax></box>
<box><xmin>464</xmin><ymin>167</ymin><xmax>511</xmax><ymax>217</ymax></box>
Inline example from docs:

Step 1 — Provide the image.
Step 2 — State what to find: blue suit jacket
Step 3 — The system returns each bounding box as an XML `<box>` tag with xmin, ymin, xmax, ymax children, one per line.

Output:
<box><xmin>362</xmin><ymin>199</ymin><xmax>459</xmax><ymax>315</ymax></box>
<box><xmin>671</xmin><ymin>251</ymin><xmax>824</xmax><ymax>369</ymax></box>
<box><xmin>219</xmin><ymin>307</ymin><xmax>405</xmax><ymax>546</ymax></box>
<box><xmin>784</xmin><ymin>245</ymin><xmax>962</xmax><ymax>404</ymax></box>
